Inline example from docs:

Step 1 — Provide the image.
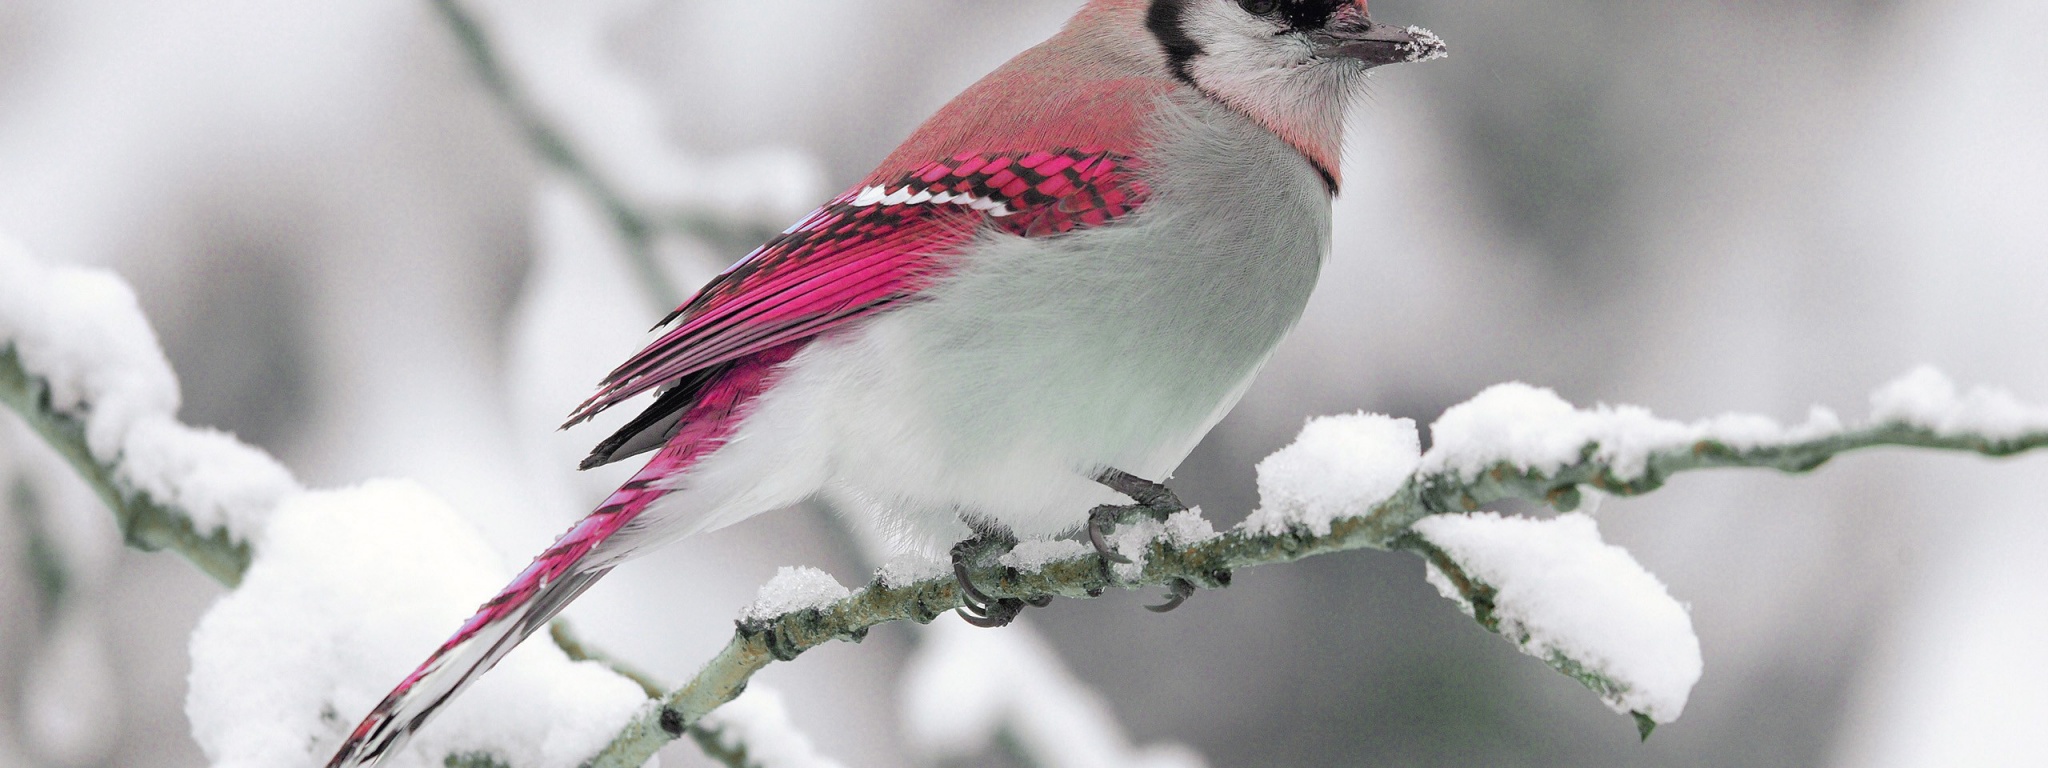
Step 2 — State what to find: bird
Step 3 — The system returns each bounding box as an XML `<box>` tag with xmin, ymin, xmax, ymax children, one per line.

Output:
<box><xmin>327</xmin><ymin>1</ymin><xmax>1442</xmax><ymax>765</ymax></box>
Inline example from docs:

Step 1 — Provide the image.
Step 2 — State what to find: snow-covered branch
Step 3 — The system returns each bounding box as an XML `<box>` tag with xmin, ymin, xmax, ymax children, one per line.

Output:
<box><xmin>587</xmin><ymin>373</ymin><xmax>2048</xmax><ymax>764</ymax></box>
<box><xmin>0</xmin><ymin>345</ymin><xmax>256</xmax><ymax>586</ymax></box>
<box><xmin>0</xmin><ymin>241</ymin><xmax>779</xmax><ymax>768</ymax></box>
<box><xmin>0</xmin><ymin>244</ymin><xmax>297</xmax><ymax>586</ymax></box>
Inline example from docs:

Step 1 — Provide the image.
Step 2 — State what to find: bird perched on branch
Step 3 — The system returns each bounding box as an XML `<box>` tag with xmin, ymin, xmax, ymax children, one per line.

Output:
<box><xmin>329</xmin><ymin>1</ymin><xmax>1442</xmax><ymax>765</ymax></box>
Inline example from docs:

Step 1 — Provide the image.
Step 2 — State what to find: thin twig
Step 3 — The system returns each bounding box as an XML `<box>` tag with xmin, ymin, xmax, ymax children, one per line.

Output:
<box><xmin>548</xmin><ymin>622</ymin><xmax>766</xmax><ymax>768</ymax></box>
<box><xmin>428</xmin><ymin>0</ymin><xmax>788</xmax><ymax>309</ymax></box>
<box><xmin>10</xmin><ymin>478</ymin><xmax>69</xmax><ymax>622</ymax></box>
<box><xmin>583</xmin><ymin>421</ymin><xmax>2048</xmax><ymax>766</ymax></box>
<box><xmin>426</xmin><ymin>0</ymin><xmax>675</xmax><ymax>305</ymax></box>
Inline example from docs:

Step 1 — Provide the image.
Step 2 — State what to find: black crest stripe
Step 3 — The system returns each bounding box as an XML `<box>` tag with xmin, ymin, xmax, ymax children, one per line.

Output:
<box><xmin>1146</xmin><ymin>0</ymin><xmax>1202</xmax><ymax>85</ymax></box>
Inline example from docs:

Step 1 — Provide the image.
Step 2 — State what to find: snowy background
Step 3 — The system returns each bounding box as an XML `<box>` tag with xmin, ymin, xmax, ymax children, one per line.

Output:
<box><xmin>2</xmin><ymin>0</ymin><xmax>2045</xmax><ymax>766</ymax></box>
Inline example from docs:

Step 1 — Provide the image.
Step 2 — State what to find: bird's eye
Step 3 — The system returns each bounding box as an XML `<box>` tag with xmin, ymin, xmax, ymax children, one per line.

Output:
<box><xmin>1238</xmin><ymin>0</ymin><xmax>1282</xmax><ymax>16</ymax></box>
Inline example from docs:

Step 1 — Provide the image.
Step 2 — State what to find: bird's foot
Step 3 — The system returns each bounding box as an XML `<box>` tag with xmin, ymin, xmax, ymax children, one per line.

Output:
<box><xmin>950</xmin><ymin>528</ymin><xmax>1044</xmax><ymax>628</ymax></box>
<box><xmin>1089</xmin><ymin>469</ymin><xmax>1230</xmax><ymax>611</ymax></box>
<box><xmin>1087</xmin><ymin>468</ymin><xmax>1188</xmax><ymax>566</ymax></box>
<box><xmin>1147</xmin><ymin>568</ymin><xmax>1233</xmax><ymax>612</ymax></box>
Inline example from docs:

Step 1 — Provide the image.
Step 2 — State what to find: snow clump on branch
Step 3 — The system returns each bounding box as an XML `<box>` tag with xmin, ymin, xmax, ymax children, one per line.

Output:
<box><xmin>1414</xmin><ymin>512</ymin><xmax>1702</xmax><ymax>724</ymax></box>
<box><xmin>742</xmin><ymin>566</ymin><xmax>854</xmax><ymax>624</ymax></box>
<box><xmin>1422</xmin><ymin>382</ymin><xmax>1844</xmax><ymax>481</ymax></box>
<box><xmin>1871</xmin><ymin>366</ymin><xmax>2048</xmax><ymax>439</ymax></box>
<box><xmin>1244</xmin><ymin>413</ymin><xmax>1421</xmax><ymax>536</ymax></box>
<box><xmin>0</xmin><ymin>238</ymin><xmax>298</xmax><ymax>539</ymax></box>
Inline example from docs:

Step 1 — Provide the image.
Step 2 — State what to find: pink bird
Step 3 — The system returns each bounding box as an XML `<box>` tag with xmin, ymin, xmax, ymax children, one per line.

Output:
<box><xmin>328</xmin><ymin>1</ymin><xmax>1442</xmax><ymax>765</ymax></box>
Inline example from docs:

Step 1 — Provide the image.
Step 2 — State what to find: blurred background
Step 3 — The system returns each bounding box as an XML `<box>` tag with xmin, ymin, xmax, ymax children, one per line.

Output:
<box><xmin>1</xmin><ymin>0</ymin><xmax>2044</xmax><ymax>766</ymax></box>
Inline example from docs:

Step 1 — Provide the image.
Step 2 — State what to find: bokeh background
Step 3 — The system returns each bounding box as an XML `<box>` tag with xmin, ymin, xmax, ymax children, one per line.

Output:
<box><xmin>2</xmin><ymin>0</ymin><xmax>2045</xmax><ymax>766</ymax></box>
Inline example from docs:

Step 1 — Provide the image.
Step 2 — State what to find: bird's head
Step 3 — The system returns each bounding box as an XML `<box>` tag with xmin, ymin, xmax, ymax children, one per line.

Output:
<box><xmin>1135</xmin><ymin>0</ymin><xmax>1445</xmax><ymax>186</ymax></box>
<box><xmin>1148</xmin><ymin>0</ymin><xmax>1444</xmax><ymax>82</ymax></box>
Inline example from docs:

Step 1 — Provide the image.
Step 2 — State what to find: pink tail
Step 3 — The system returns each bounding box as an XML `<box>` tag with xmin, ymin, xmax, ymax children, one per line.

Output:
<box><xmin>326</xmin><ymin>342</ymin><xmax>805</xmax><ymax>768</ymax></box>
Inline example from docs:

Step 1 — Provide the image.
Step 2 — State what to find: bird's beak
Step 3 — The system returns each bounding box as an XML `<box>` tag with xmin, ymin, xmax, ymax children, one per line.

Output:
<box><xmin>1312</xmin><ymin>17</ymin><xmax>1448</xmax><ymax>69</ymax></box>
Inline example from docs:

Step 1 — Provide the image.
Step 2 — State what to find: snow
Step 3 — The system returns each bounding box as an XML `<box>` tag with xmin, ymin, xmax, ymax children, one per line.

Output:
<box><xmin>0</xmin><ymin>237</ymin><xmax>178</xmax><ymax>457</ymax></box>
<box><xmin>1421</xmin><ymin>382</ymin><xmax>1845</xmax><ymax>483</ymax></box>
<box><xmin>1412</xmin><ymin>512</ymin><xmax>1702</xmax><ymax>723</ymax></box>
<box><xmin>1244</xmin><ymin>413</ymin><xmax>1421</xmax><ymax>536</ymax></box>
<box><xmin>0</xmin><ymin>238</ymin><xmax>300</xmax><ymax>540</ymax></box>
<box><xmin>1870</xmin><ymin>366</ymin><xmax>2048</xmax><ymax>440</ymax></box>
<box><xmin>876</xmin><ymin>553</ymin><xmax>949</xmax><ymax>589</ymax></box>
<box><xmin>186</xmin><ymin>480</ymin><xmax>647</xmax><ymax>768</ymax></box>
<box><xmin>1103</xmin><ymin>519</ymin><xmax>1164</xmax><ymax>580</ymax></box>
<box><xmin>1403</xmin><ymin>26</ymin><xmax>1450</xmax><ymax>63</ymax></box>
<box><xmin>1162</xmin><ymin>509</ymin><xmax>1220</xmax><ymax>546</ymax></box>
<box><xmin>740</xmin><ymin>566</ymin><xmax>853</xmax><ymax>624</ymax></box>
<box><xmin>1097</xmin><ymin>508</ymin><xmax>1225</xmax><ymax>579</ymax></box>
<box><xmin>697</xmin><ymin>685</ymin><xmax>849</xmax><ymax>768</ymax></box>
<box><xmin>116</xmin><ymin>417</ymin><xmax>300</xmax><ymax>537</ymax></box>
<box><xmin>1001</xmin><ymin>539</ymin><xmax>1091</xmax><ymax>572</ymax></box>
<box><xmin>900</xmin><ymin>615</ymin><xmax>1208</xmax><ymax>768</ymax></box>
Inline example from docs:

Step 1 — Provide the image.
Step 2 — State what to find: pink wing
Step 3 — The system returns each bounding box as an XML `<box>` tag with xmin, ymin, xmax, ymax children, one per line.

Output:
<box><xmin>564</xmin><ymin>147</ymin><xmax>1149</xmax><ymax>429</ymax></box>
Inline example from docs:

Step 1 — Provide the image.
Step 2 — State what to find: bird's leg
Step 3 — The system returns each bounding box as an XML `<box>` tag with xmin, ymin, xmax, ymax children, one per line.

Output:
<box><xmin>949</xmin><ymin>524</ymin><xmax>1030</xmax><ymax>628</ymax></box>
<box><xmin>1095</xmin><ymin>468</ymin><xmax>1186</xmax><ymax>514</ymax></box>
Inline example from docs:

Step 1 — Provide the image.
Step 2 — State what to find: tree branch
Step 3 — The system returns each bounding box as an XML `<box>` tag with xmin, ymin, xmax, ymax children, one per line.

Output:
<box><xmin>546</xmin><ymin>622</ymin><xmax>780</xmax><ymax>768</ymax></box>
<box><xmin>584</xmin><ymin>413</ymin><xmax>2048</xmax><ymax>765</ymax></box>
<box><xmin>0</xmin><ymin>346</ymin><xmax>250</xmax><ymax>586</ymax></box>
<box><xmin>426</xmin><ymin>0</ymin><xmax>674</xmax><ymax>305</ymax></box>
<box><xmin>428</xmin><ymin>0</ymin><xmax>788</xmax><ymax>308</ymax></box>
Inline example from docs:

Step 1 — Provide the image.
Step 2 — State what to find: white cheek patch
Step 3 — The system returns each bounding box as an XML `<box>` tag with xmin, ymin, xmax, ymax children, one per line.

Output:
<box><xmin>1179</xmin><ymin>2</ymin><xmax>1329</xmax><ymax>102</ymax></box>
<box><xmin>849</xmin><ymin>185</ymin><xmax>1016</xmax><ymax>217</ymax></box>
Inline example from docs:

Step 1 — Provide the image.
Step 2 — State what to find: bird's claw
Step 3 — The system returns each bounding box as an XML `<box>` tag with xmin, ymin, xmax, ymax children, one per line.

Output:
<box><xmin>950</xmin><ymin>529</ymin><xmax>1044</xmax><ymax>628</ymax></box>
<box><xmin>955</xmin><ymin>600</ymin><xmax>1025</xmax><ymax>627</ymax></box>
<box><xmin>951</xmin><ymin>540</ymin><xmax>1000</xmax><ymax>609</ymax></box>
<box><xmin>1146</xmin><ymin>578</ymin><xmax>1198</xmax><ymax>613</ymax></box>
<box><xmin>1088</xmin><ymin>504</ymin><xmax>1136</xmax><ymax>565</ymax></box>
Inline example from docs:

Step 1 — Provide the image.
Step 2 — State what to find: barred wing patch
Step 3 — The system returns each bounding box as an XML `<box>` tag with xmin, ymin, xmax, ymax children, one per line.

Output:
<box><xmin>564</xmin><ymin>148</ymin><xmax>1148</xmax><ymax>427</ymax></box>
